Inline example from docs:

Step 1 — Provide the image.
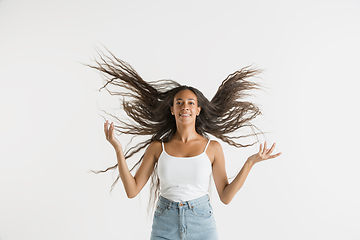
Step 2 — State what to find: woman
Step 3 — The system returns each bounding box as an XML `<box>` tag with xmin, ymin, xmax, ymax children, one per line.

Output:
<box><xmin>89</xmin><ymin>49</ymin><xmax>282</xmax><ymax>240</ymax></box>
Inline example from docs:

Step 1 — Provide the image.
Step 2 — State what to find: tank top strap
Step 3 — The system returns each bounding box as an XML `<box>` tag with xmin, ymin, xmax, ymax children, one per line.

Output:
<box><xmin>161</xmin><ymin>141</ymin><xmax>165</xmax><ymax>151</ymax></box>
<box><xmin>203</xmin><ymin>139</ymin><xmax>211</xmax><ymax>153</ymax></box>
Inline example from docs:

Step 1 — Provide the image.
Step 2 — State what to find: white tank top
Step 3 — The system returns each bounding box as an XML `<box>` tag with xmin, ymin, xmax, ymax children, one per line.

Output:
<box><xmin>158</xmin><ymin>139</ymin><xmax>212</xmax><ymax>202</ymax></box>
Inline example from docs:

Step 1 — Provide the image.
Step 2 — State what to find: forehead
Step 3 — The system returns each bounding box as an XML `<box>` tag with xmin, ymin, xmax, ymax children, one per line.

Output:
<box><xmin>174</xmin><ymin>89</ymin><xmax>197</xmax><ymax>100</ymax></box>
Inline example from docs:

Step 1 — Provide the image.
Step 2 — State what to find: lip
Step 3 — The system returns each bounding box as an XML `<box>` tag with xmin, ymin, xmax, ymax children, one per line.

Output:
<box><xmin>180</xmin><ymin>113</ymin><xmax>191</xmax><ymax>117</ymax></box>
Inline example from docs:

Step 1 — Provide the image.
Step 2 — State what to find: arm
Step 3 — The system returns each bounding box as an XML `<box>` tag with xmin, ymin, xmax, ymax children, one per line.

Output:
<box><xmin>104</xmin><ymin>120</ymin><xmax>159</xmax><ymax>198</ymax></box>
<box><xmin>211</xmin><ymin>141</ymin><xmax>281</xmax><ymax>205</ymax></box>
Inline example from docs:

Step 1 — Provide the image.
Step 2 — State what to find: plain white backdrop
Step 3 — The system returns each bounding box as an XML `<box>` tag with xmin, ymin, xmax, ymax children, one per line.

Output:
<box><xmin>1</xmin><ymin>0</ymin><xmax>359</xmax><ymax>239</ymax></box>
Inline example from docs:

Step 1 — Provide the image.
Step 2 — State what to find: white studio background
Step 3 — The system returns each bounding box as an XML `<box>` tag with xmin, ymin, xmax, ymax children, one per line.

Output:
<box><xmin>0</xmin><ymin>0</ymin><xmax>359</xmax><ymax>239</ymax></box>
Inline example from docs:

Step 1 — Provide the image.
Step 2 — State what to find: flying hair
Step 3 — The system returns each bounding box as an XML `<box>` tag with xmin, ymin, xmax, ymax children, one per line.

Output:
<box><xmin>85</xmin><ymin>47</ymin><xmax>265</xmax><ymax>213</ymax></box>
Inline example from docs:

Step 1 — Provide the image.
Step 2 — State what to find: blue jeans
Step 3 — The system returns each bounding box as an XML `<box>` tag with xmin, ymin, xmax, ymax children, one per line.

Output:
<box><xmin>150</xmin><ymin>195</ymin><xmax>219</xmax><ymax>240</ymax></box>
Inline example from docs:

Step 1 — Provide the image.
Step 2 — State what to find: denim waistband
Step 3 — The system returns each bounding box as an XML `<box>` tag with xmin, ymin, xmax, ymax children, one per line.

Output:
<box><xmin>158</xmin><ymin>195</ymin><xmax>210</xmax><ymax>209</ymax></box>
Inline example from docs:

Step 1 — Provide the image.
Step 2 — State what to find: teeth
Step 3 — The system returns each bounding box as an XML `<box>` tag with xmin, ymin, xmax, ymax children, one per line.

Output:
<box><xmin>180</xmin><ymin>114</ymin><xmax>190</xmax><ymax>116</ymax></box>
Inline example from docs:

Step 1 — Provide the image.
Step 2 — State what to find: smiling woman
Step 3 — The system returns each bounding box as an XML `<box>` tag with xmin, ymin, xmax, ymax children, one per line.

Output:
<box><xmin>87</xmin><ymin>48</ymin><xmax>281</xmax><ymax>240</ymax></box>
<box><xmin>172</xmin><ymin>90</ymin><xmax>200</xmax><ymax>120</ymax></box>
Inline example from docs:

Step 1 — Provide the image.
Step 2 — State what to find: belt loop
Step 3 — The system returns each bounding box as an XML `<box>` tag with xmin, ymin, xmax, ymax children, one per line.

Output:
<box><xmin>187</xmin><ymin>200</ymin><xmax>192</xmax><ymax>209</ymax></box>
<box><xmin>167</xmin><ymin>199</ymin><xmax>172</xmax><ymax>209</ymax></box>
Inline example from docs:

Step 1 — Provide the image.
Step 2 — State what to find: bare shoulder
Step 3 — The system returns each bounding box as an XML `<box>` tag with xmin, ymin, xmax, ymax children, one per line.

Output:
<box><xmin>208</xmin><ymin>140</ymin><xmax>223</xmax><ymax>151</ymax></box>
<box><xmin>146</xmin><ymin>140</ymin><xmax>163</xmax><ymax>160</ymax></box>
<box><xmin>206</xmin><ymin>140</ymin><xmax>224</xmax><ymax>164</ymax></box>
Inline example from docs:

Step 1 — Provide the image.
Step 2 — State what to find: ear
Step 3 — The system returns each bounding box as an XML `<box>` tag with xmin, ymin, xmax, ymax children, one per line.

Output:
<box><xmin>197</xmin><ymin>106</ymin><xmax>201</xmax><ymax>116</ymax></box>
<box><xmin>170</xmin><ymin>106</ymin><xmax>174</xmax><ymax>115</ymax></box>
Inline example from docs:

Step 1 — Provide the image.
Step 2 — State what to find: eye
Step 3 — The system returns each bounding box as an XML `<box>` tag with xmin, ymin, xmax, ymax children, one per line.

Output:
<box><xmin>189</xmin><ymin>102</ymin><xmax>195</xmax><ymax>105</ymax></box>
<box><xmin>176</xmin><ymin>101</ymin><xmax>181</xmax><ymax>105</ymax></box>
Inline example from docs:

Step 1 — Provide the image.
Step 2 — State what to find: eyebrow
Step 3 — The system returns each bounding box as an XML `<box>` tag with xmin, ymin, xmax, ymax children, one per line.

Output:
<box><xmin>175</xmin><ymin>98</ymin><xmax>196</xmax><ymax>101</ymax></box>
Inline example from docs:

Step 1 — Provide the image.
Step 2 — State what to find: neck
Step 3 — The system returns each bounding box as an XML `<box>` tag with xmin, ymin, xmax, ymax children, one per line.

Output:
<box><xmin>173</xmin><ymin>124</ymin><xmax>199</xmax><ymax>143</ymax></box>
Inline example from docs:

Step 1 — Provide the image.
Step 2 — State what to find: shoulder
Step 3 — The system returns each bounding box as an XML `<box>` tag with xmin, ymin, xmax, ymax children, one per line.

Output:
<box><xmin>206</xmin><ymin>140</ymin><xmax>224</xmax><ymax>163</ymax></box>
<box><xmin>149</xmin><ymin>140</ymin><xmax>162</xmax><ymax>148</ymax></box>
<box><xmin>146</xmin><ymin>140</ymin><xmax>163</xmax><ymax>160</ymax></box>
<box><xmin>208</xmin><ymin>140</ymin><xmax>223</xmax><ymax>151</ymax></box>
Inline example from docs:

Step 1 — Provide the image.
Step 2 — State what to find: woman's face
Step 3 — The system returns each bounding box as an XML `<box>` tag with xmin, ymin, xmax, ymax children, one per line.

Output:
<box><xmin>171</xmin><ymin>89</ymin><xmax>201</xmax><ymax>125</ymax></box>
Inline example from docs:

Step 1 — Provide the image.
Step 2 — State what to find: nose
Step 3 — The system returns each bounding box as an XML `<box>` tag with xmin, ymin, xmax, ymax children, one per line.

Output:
<box><xmin>181</xmin><ymin>102</ymin><xmax>189</xmax><ymax>110</ymax></box>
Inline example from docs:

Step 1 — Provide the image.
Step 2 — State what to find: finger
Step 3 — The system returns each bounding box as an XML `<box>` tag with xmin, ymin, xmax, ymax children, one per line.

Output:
<box><xmin>259</xmin><ymin>143</ymin><xmax>263</xmax><ymax>153</ymax></box>
<box><xmin>104</xmin><ymin>120</ymin><xmax>108</xmax><ymax>136</ymax></box>
<box><xmin>111</xmin><ymin>122</ymin><xmax>116</xmax><ymax>136</ymax></box>
<box><xmin>109</xmin><ymin>122</ymin><xmax>114</xmax><ymax>138</ymax></box>
<box><xmin>262</xmin><ymin>141</ymin><xmax>267</xmax><ymax>155</ymax></box>
<box><xmin>269</xmin><ymin>152</ymin><xmax>282</xmax><ymax>159</ymax></box>
<box><xmin>106</xmin><ymin>121</ymin><xmax>112</xmax><ymax>139</ymax></box>
<box><xmin>267</xmin><ymin>142</ymin><xmax>276</xmax><ymax>155</ymax></box>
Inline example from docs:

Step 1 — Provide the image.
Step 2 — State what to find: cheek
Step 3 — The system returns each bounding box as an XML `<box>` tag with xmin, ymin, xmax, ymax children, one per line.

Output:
<box><xmin>171</xmin><ymin>105</ymin><xmax>180</xmax><ymax>113</ymax></box>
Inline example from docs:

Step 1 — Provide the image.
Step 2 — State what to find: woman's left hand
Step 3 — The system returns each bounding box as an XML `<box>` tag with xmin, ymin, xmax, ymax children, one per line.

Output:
<box><xmin>246</xmin><ymin>141</ymin><xmax>282</xmax><ymax>165</ymax></box>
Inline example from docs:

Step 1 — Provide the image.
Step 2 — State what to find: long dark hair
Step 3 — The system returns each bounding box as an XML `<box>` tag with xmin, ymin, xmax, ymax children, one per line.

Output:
<box><xmin>86</xmin><ymin>48</ymin><xmax>264</xmax><ymax>212</ymax></box>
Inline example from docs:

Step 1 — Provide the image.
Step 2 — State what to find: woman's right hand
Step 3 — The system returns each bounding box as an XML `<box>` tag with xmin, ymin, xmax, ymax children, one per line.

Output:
<box><xmin>104</xmin><ymin>120</ymin><xmax>122</xmax><ymax>152</ymax></box>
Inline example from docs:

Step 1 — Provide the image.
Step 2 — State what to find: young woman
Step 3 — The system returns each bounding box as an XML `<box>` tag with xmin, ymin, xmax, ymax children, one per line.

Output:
<box><xmin>89</xmin><ymin>49</ymin><xmax>282</xmax><ymax>240</ymax></box>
